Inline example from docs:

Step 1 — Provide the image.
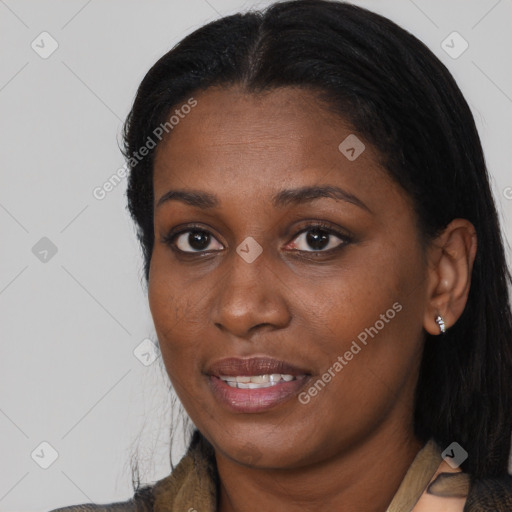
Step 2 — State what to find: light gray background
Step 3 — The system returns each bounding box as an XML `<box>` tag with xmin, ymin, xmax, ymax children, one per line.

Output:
<box><xmin>1</xmin><ymin>1</ymin><xmax>511</xmax><ymax>511</ymax></box>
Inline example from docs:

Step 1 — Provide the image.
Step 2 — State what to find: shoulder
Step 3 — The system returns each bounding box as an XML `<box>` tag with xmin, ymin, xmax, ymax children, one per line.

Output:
<box><xmin>47</xmin><ymin>503</ymin><xmax>135</xmax><ymax>512</ymax></box>
<box><xmin>406</xmin><ymin>458</ymin><xmax>512</xmax><ymax>512</ymax></box>
<box><xmin>48</xmin><ymin>485</ymin><xmax>154</xmax><ymax>512</ymax></box>
<box><xmin>48</xmin><ymin>432</ymin><xmax>211</xmax><ymax>512</ymax></box>
<box><xmin>464</xmin><ymin>473</ymin><xmax>512</xmax><ymax>511</ymax></box>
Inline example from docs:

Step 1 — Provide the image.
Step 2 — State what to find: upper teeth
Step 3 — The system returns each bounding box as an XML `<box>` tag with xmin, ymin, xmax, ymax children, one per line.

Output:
<box><xmin>219</xmin><ymin>374</ymin><xmax>296</xmax><ymax>389</ymax></box>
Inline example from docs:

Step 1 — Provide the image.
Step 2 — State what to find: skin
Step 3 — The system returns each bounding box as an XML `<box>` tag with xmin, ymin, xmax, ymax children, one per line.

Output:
<box><xmin>149</xmin><ymin>86</ymin><xmax>477</xmax><ymax>512</ymax></box>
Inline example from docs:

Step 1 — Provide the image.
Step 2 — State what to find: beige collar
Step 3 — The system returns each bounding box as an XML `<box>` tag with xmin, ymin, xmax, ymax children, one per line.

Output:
<box><xmin>386</xmin><ymin>439</ymin><xmax>469</xmax><ymax>512</ymax></box>
<box><xmin>151</xmin><ymin>438</ymin><xmax>469</xmax><ymax>511</ymax></box>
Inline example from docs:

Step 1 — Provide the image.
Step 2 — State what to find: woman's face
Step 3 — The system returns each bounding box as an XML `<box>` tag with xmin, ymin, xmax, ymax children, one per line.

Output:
<box><xmin>149</xmin><ymin>86</ymin><xmax>430</xmax><ymax>469</ymax></box>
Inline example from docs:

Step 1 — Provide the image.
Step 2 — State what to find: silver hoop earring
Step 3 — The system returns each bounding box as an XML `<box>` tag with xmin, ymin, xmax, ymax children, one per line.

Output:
<box><xmin>435</xmin><ymin>315</ymin><xmax>446</xmax><ymax>334</ymax></box>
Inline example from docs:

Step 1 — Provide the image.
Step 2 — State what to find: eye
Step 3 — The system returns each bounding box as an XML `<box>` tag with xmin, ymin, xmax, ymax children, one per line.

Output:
<box><xmin>286</xmin><ymin>224</ymin><xmax>351</xmax><ymax>253</ymax></box>
<box><xmin>162</xmin><ymin>222</ymin><xmax>351</xmax><ymax>256</ymax></box>
<box><xmin>164</xmin><ymin>228</ymin><xmax>224</xmax><ymax>253</ymax></box>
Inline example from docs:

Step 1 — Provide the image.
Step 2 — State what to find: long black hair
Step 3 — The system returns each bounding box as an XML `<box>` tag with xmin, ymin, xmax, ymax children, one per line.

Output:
<box><xmin>123</xmin><ymin>0</ymin><xmax>512</xmax><ymax>482</ymax></box>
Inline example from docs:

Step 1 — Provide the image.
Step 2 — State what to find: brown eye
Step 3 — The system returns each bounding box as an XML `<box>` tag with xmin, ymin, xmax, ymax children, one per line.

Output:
<box><xmin>169</xmin><ymin>229</ymin><xmax>224</xmax><ymax>253</ymax></box>
<box><xmin>288</xmin><ymin>225</ymin><xmax>351</xmax><ymax>253</ymax></box>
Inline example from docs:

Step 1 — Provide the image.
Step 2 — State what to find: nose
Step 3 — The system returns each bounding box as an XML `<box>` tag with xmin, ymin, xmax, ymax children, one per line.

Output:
<box><xmin>211</xmin><ymin>246</ymin><xmax>291</xmax><ymax>339</ymax></box>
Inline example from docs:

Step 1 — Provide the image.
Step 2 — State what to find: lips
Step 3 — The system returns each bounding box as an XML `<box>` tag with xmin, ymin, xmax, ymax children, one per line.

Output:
<box><xmin>206</xmin><ymin>356</ymin><xmax>311</xmax><ymax>413</ymax></box>
<box><xmin>207</xmin><ymin>356</ymin><xmax>309</xmax><ymax>376</ymax></box>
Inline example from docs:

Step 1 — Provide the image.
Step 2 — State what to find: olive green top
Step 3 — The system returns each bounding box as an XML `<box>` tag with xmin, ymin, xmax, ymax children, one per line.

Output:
<box><xmin>49</xmin><ymin>436</ymin><xmax>512</xmax><ymax>511</ymax></box>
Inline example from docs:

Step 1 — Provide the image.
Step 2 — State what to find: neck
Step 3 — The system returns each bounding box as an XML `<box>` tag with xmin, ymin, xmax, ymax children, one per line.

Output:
<box><xmin>215</xmin><ymin>427</ymin><xmax>424</xmax><ymax>512</ymax></box>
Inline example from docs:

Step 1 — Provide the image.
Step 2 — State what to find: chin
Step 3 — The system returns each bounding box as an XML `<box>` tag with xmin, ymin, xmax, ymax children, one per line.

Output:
<box><xmin>212</xmin><ymin>428</ymin><xmax>321</xmax><ymax>470</ymax></box>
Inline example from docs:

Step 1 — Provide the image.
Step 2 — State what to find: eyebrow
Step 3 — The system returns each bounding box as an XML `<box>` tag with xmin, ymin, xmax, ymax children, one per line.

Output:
<box><xmin>156</xmin><ymin>185</ymin><xmax>371</xmax><ymax>213</ymax></box>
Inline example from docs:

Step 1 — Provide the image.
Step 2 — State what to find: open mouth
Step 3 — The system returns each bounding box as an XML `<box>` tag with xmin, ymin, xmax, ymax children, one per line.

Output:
<box><xmin>206</xmin><ymin>357</ymin><xmax>311</xmax><ymax>412</ymax></box>
<box><xmin>219</xmin><ymin>374</ymin><xmax>300</xmax><ymax>389</ymax></box>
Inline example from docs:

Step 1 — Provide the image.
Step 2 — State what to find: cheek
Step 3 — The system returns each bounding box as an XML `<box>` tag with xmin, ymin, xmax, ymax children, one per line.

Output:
<box><xmin>293</xmin><ymin>285</ymin><xmax>424</xmax><ymax>458</ymax></box>
<box><xmin>306</xmin><ymin>238</ymin><xmax>424</xmax><ymax>338</ymax></box>
<box><xmin>301</xmin><ymin>239</ymin><xmax>426</xmax><ymax>396</ymax></box>
<box><xmin>149</xmin><ymin>245</ymin><xmax>206</xmax><ymax>328</ymax></box>
<box><xmin>148</xmin><ymin>263</ymin><xmax>218</xmax><ymax>429</ymax></box>
<box><xmin>148</xmin><ymin>277</ymin><xmax>206</xmax><ymax>413</ymax></box>
<box><xmin>148</xmin><ymin>253</ymin><xmax>202</xmax><ymax>368</ymax></box>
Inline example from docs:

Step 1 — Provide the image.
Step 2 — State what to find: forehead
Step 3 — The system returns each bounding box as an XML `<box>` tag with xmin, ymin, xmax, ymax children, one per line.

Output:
<box><xmin>152</xmin><ymin>86</ymin><xmax>398</xmax><ymax>210</ymax></box>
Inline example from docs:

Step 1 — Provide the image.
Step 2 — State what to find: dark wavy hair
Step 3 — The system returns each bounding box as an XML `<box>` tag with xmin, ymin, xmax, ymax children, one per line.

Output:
<box><xmin>123</xmin><ymin>0</ymin><xmax>512</xmax><ymax>486</ymax></box>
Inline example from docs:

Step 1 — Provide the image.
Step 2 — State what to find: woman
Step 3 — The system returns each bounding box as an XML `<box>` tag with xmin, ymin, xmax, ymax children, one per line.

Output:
<box><xmin>50</xmin><ymin>0</ymin><xmax>512</xmax><ymax>510</ymax></box>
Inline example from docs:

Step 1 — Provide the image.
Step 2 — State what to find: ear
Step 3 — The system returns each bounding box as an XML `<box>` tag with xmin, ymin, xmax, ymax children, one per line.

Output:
<box><xmin>423</xmin><ymin>219</ymin><xmax>477</xmax><ymax>335</ymax></box>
